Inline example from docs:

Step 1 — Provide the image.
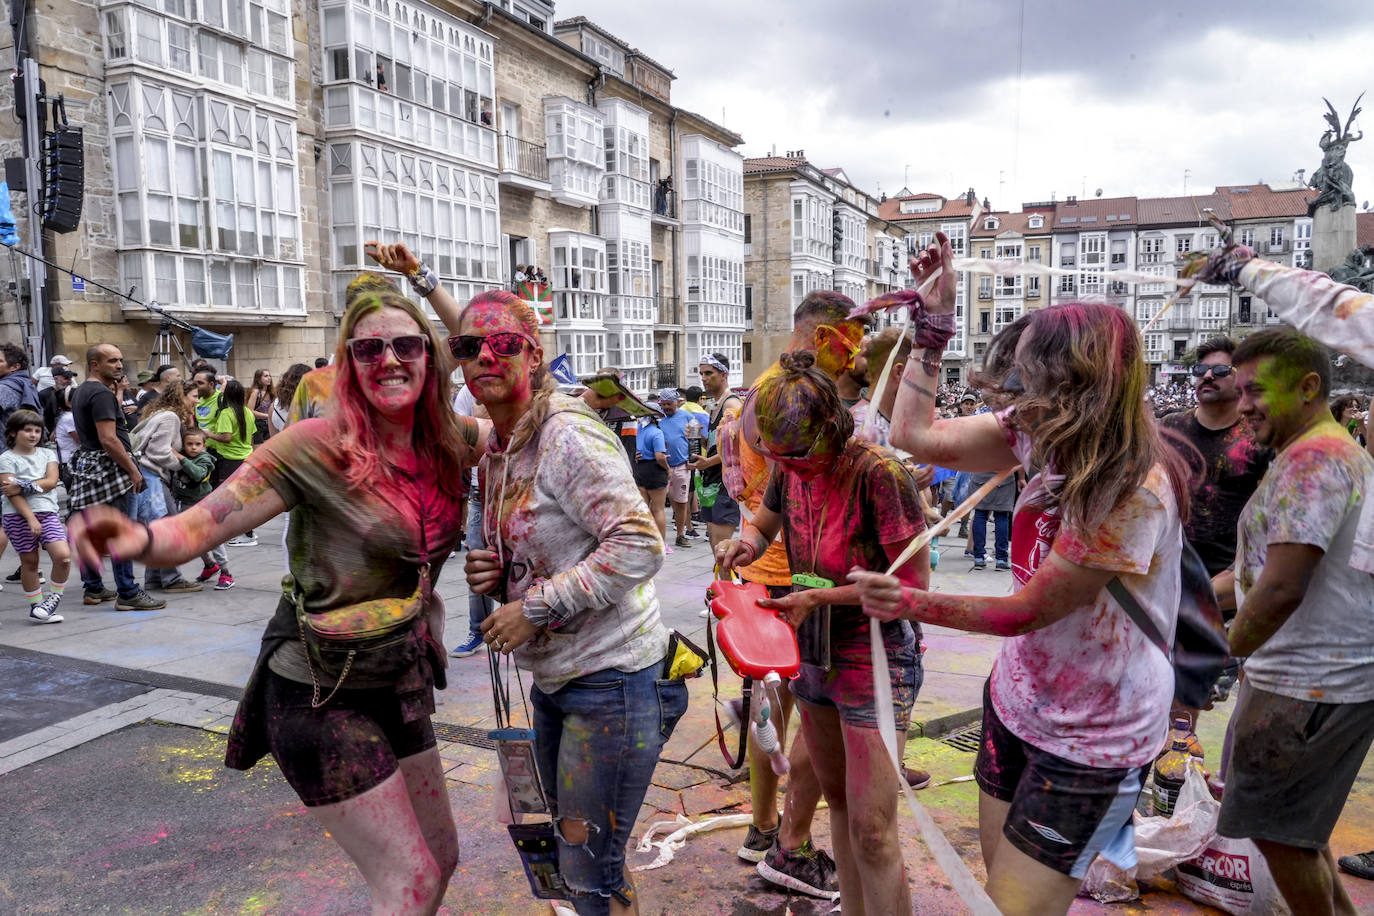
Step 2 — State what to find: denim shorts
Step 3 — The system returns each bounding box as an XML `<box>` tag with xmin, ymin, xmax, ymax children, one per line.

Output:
<box><xmin>531</xmin><ymin>660</ymin><xmax>688</xmax><ymax>916</ymax></box>
<box><xmin>791</xmin><ymin>619</ymin><xmax>921</xmax><ymax>732</ymax></box>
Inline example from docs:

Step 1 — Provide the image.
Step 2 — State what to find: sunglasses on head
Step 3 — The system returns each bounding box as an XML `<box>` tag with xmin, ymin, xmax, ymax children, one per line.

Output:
<box><xmin>1190</xmin><ymin>364</ymin><xmax>1234</xmax><ymax>379</ymax></box>
<box><xmin>447</xmin><ymin>332</ymin><xmax>536</xmax><ymax>361</ymax></box>
<box><xmin>346</xmin><ymin>334</ymin><xmax>429</xmax><ymax>364</ymax></box>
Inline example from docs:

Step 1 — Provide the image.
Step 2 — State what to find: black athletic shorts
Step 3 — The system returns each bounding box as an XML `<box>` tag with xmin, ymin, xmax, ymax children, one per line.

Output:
<box><xmin>634</xmin><ymin>459</ymin><xmax>668</xmax><ymax>491</ymax></box>
<box><xmin>973</xmin><ymin>680</ymin><xmax>1149</xmax><ymax>879</ymax></box>
<box><xmin>261</xmin><ymin>668</ymin><xmax>436</xmax><ymax>807</ymax></box>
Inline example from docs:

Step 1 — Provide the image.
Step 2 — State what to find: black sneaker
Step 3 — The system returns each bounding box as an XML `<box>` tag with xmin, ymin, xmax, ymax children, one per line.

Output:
<box><xmin>1339</xmin><ymin>851</ymin><xmax>1374</xmax><ymax>880</ymax></box>
<box><xmin>7</xmin><ymin>568</ymin><xmax>44</xmax><ymax>584</ymax></box>
<box><xmin>757</xmin><ymin>840</ymin><xmax>839</xmax><ymax>899</ymax></box>
<box><xmin>115</xmin><ymin>590</ymin><xmax>167</xmax><ymax>611</ymax></box>
<box><xmin>737</xmin><ymin>821</ymin><xmax>779</xmax><ymax>863</ymax></box>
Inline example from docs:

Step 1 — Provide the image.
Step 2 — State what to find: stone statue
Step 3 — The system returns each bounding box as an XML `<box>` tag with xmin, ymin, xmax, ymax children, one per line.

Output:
<box><xmin>1330</xmin><ymin>245</ymin><xmax>1374</xmax><ymax>293</ymax></box>
<box><xmin>1309</xmin><ymin>94</ymin><xmax>1363</xmax><ymax>215</ymax></box>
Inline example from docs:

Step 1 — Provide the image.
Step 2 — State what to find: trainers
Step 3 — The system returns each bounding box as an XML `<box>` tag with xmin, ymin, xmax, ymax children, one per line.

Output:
<box><xmin>226</xmin><ymin>535</ymin><xmax>258</xmax><ymax>547</ymax></box>
<box><xmin>161</xmin><ymin>580</ymin><xmax>204</xmax><ymax>593</ymax></box>
<box><xmin>214</xmin><ymin>573</ymin><xmax>235</xmax><ymax>591</ymax></box>
<box><xmin>995</xmin><ymin>560</ymin><xmax>1011</xmax><ymax>571</ymax></box>
<box><xmin>664</xmin><ymin>545</ymin><xmax>674</xmax><ymax>555</ymax></box>
<box><xmin>83</xmin><ymin>587</ymin><xmax>118</xmax><ymax>605</ymax></box>
<box><xmin>757</xmin><ymin>841</ymin><xmax>840</xmax><ymax>899</ymax></box>
<box><xmin>451</xmin><ymin>632</ymin><xmax>484</xmax><ymax>658</ymax></box>
<box><xmin>904</xmin><ymin>767</ymin><xmax>933</xmax><ymax>790</ymax></box>
<box><xmin>29</xmin><ymin>594</ymin><xmax>63</xmax><ymax>624</ymax></box>
<box><xmin>195</xmin><ymin>563</ymin><xmax>221</xmax><ymax>582</ymax></box>
<box><xmin>675</xmin><ymin>535</ymin><xmax>693</xmax><ymax>548</ymax></box>
<box><xmin>685</xmin><ymin>527</ymin><xmax>703</xmax><ymax>539</ymax></box>
<box><xmin>115</xmin><ymin>590</ymin><xmax>167</xmax><ymax>611</ymax></box>
<box><xmin>7</xmin><ymin>568</ymin><xmax>44</xmax><ymax>584</ymax></box>
<box><xmin>1339</xmin><ymin>851</ymin><xmax>1374</xmax><ymax>880</ymax></box>
<box><xmin>737</xmin><ymin>821</ymin><xmax>780</xmax><ymax>863</ymax></box>
<box><xmin>973</xmin><ymin>559</ymin><xmax>987</xmax><ymax>570</ymax></box>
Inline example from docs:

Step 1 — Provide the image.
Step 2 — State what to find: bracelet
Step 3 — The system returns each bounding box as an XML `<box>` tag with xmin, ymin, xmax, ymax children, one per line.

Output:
<box><xmin>406</xmin><ymin>262</ymin><xmax>440</xmax><ymax>297</ymax></box>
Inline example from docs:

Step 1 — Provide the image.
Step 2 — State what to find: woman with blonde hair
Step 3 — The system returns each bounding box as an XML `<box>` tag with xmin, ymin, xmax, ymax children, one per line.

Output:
<box><xmin>852</xmin><ymin>234</ymin><xmax>1190</xmax><ymax>916</ymax></box>
<box><xmin>71</xmin><ymin>288</ymin><xmax>482</xmax><ymax>914</ymax></box>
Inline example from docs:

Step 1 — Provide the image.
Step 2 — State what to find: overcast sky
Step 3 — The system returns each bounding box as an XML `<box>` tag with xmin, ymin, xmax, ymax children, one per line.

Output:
<box><xmin>571</xmin><ymin>0</ymin><xmax>1374</xmax><ymax>212</ymax></box>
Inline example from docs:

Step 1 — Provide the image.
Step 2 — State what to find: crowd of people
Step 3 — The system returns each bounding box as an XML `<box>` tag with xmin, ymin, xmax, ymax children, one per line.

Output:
<box><xmin>14</xmin><ymin>228</ymin><xmax>1366</xmax><ymax>916</ymax></box>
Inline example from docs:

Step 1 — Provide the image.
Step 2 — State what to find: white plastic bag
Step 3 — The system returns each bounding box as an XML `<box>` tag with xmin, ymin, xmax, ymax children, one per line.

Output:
<box><xmin>1080</xmin><ymin>762</ymin><xmax>1218</xmax><ymax>902</ymax></box>
<box><xmin>1176</xmin><ymin>835</ymin><xmax>1292</xmax><ymax>916</ymax></box>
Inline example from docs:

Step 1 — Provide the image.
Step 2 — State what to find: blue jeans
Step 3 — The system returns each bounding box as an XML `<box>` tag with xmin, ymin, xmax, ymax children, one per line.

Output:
<box><xmin>131</xmin><ymin>465</ymin><xmax>185</xmax><ymax>588</ymax></box>
<box><xmin>78</xmin><ymin>490</ymin><xmax>139</xmax><ymax>598</ymax></box>
<box><xmin>466</xmin><ymin>484</ymin><xmax>494</xmax><ymax>636</ymax></box>
<box><xmin>972</xmin><ymin>508</ymin><xmax>1011</xmax><ymax>563</ymax></box>
<box><xmin>531</xmin><ymin>661</ymin><xmax>688</xmax><ymax>915</ymax></box>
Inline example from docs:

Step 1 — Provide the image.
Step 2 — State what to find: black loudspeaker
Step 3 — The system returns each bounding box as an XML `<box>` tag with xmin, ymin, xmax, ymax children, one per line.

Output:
<box><xmin>41</xmin><ymin>127</ymin><xmax>83</xmax><ymax>233</ymax></box>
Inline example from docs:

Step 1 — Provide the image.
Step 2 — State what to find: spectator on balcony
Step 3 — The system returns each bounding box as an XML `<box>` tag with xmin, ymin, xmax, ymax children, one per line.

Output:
<box><xmin>654</xmin><ymin>177</ymin><xmax>673</xmax><ymax>216</ymax></box>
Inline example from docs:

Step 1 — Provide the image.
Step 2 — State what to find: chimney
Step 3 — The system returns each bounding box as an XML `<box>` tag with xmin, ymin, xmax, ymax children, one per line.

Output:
<box><xmin>966</xmin><ymin>188</ymin><xmax>975</xmax><ymax>205</ymax></box>
<box><xmin>1066</xmin><ymin>195</ymin><xmax>1077</xmax><ymax>205</ymax></box>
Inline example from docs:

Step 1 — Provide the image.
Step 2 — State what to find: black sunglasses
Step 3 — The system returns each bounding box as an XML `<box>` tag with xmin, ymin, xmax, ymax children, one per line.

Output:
<box><xmin>346</xmin><ymin>334</ymin><xmax>429</xmax><ymax>364</ymax></box>
<box><xmin>447</xmin><ymin>332</ymin><xmax>535</xmax><ymax>361</ymax></box>
<box><xmin>1189</xmin><ymin>364</ymin><xmax>1234</xmax><ymax>379</ymax></box>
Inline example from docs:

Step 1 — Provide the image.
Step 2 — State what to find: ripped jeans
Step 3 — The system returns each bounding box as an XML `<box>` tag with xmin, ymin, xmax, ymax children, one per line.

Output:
<box><xmin>531</xmin><ymin>660</ymin><xmax>688</xmax><ymax>916</ymax></box>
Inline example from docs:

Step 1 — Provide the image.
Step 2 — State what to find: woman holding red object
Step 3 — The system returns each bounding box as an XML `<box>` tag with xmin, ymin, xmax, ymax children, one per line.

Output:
<box><xmin>715</xmin><ymin>351</ymin><xmax>928</xmax><ymax>915</ymax></box>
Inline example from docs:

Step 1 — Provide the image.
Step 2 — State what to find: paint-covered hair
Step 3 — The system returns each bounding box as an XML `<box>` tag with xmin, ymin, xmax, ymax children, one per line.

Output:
<box><xmin>972</xmin><ymin>303</ymin><xmax>1190</xmax><ymax>530</ymax></box>
<box><xmin>345</xmin><ymin>271</ymin><xmax>401</xmax><ymax>305</ymax></box>
<box><xmin>331</xmin><ymin>290</ymin><xmax>472</xmax><ymax>500</ymax></box>
<box><xmin>753</xmin><ymin>350</ymin><xmax>853</xmax><ymax>456</ymax></box>
<box><xmin>1233</xmin><ymin>327</ymin><xmax>1332</xmax><ymax>399</ymax></box>
<box><xmin>459</xmin><ymin>290</ymin><xmax>554</xmax><ymax>455</ymax></box>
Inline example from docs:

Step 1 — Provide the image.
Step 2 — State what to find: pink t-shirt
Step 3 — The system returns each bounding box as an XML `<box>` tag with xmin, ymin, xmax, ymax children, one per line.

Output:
<box><xmin>989</xmin><ymin>420</ymin><xmax>1182</xmax><ymax>768</ymax></box>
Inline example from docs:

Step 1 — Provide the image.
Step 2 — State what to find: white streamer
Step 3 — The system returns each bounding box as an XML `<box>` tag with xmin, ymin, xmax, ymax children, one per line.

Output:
<box><xmin>631</xmin><ymin>812</ymin><xmax>753</xmax><ymax>872</ymax></box>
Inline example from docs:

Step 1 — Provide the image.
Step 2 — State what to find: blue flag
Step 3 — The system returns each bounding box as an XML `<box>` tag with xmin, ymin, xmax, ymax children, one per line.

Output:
<box><xmin>549</xmin><ymin>353</ymin><xmax>579</xmax><ymax>386</ymax></box>
<box><xmin>0</xmin><ymin>182</ymin><xmax>18</xmax><ymax>248</ymax></box>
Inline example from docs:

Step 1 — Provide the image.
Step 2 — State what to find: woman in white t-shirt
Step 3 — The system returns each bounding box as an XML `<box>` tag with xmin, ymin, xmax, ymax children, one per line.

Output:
<box><xmin>52</xmin><ymin>387</ymin><xmax>78</xmax><ymax>466</ymax></box>
<box><xmin>850</xmin><ymin>234</ymin><xmax>1190</xmax><ymax>916</ymax></box>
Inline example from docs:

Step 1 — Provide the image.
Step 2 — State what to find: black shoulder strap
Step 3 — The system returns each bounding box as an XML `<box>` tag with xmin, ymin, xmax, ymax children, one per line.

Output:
<box><xmin>705</xmin><ymin>609</ymin><xmax>751</xmax><ymax>770</ymax></box>
<box><xmin>1107</xmin><ymin>577</ymin><xmax>1170</xmax><ymax>657</ymax></box>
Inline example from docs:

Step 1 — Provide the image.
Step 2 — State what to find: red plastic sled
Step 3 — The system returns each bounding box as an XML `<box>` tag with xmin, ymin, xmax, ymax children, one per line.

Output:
<box><xmin>707</xmin><ymin>579</ymin><xmax>800</xmax><ymax>680</ymax></box>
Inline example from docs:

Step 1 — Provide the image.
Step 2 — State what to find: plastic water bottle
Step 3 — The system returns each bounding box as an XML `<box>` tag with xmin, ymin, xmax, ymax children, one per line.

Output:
<box><xmin>751</xmin><ymin>673</ymin><xmax>789</xmax><ymax>776</ymax></box>
<box><xmin>1151</xmin><ymin>736</ymin><xmax>1192</xmax><ymax>817</ymax></box>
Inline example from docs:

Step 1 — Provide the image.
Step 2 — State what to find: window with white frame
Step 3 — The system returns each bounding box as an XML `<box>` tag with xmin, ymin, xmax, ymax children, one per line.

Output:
<box><xmin>327</xmin><ymin>139</ymin><xmax>501</xmax><ymax>306</ymax></box>
<box><xmin>1026</xmin><ymin>275</ymin><xmax>1041</xmax><ymax>297</ymax></box>
<box><xmin>1080</xmin><ymin>266</ymin><xmax>1105</xmax><ymax>294</ymax></box>
<box><xmin>1027</xmin><ymin>244</ymin><xmax>1041</xmax><ymax>263</ymax></box>
<box><xmin>600</xmin><ymin>99</ymin><xmax>650</xmax><ymax>210</ymax></box>
<box><xmin>685</xmin><ymin>330</ymin><xmax>744</xmax><ymax>387</ymax></box>
<box><xmin>791</xmin><ymin>192</ymin><xmax>831</xmax><ymax>259</ymax></box>
<box><xmin>581</xmin><ymin>33</ymin><xmax>625</xmax><ymax>76</ymax></box>
<box><xmin>104</xmin><ymin>0</ymin><xmax>294</xmax><ymax>106</ymax></box>
<box><xmin>1270</xmin><ymin>226</ymin><xmax>1285</xmax><ymax>247</ymax></box>
<box><xmin>319</xmin><ymin>0</ymin><xmax>497</xmax><ymax>168</ymax></box>
<box><xmin>110</xmin><ymin>76</ymin><xmax>303</xmax><ymax>314</ymax></box>
<box><xmin>682</xmin><ymin>137</ymin><xmax>744</xmax><ymax>235</ymax></box>
<box><xmin>1239</xmin><ymin>228</ymin><xmax>1255</xmax><ymax>247</ymax></box>
<box><xmin>978</xmin><ymin>276</ymin><xmax>992</xmax><ymax>299</ymax></box>
<box><xmin>1060</xmin><ymin>241</ymin><xmax>1076</xmax><ymax>267</ymax></box>
<box><xmin>606</xmin><ymin>328</ymin><xmax>652</xmax><ymax>372</ymax></box>
<box><xmin>1199</xmin><ymin>297</ymin><xmax>1228</xmax><ymax>329</ymax></box>
<box><xmin>556</xmin><ymin>330</ymin><xmax>607</xmax><ymax>377</ymax></box>
<box><xmin>948</xmin><ymin>272</ymin><xmax>966</xmax><ymax>355</ymax></box>
<box><xmin>549</xmin><ymin>231</ymin><xmax>606</xmax><ymax>323</ymax></box>
<box><xmin>544</xmin><ymin>98</ymin><xmax>604</xmax><ymax>206</ymax></box>
<box><xmin>940</xmin><ymin>222</ymin><xmax>966</xmax><ymax>256</ymax></box>
<box><xmin>1176</xmin><ymin>235</ymin><xmax>1193</xmax><ymax>255</ymax></box>
<box><xmin>994</xmin><ymin>302</ymin><xmax>1022</xmax><ymax>333</ymax></box>
<box><xmin>1143</xmin><ymin>332</ymin><xmax>1166</xmax><ymax>361</ymax></box>
<box><xmin>1082</xmin><ymin>234</ymin><xmax>1105</xmax><ymax>265</ymax></box>
<box><xmin>1135</xmin><ymin>298</ymin><xmax>1157</xmax><ymax>322</ymax></box>
<box><xmin>918</xmin><ymin>230</ymin><xmax>933</xmax><ymax>250</ymax></box>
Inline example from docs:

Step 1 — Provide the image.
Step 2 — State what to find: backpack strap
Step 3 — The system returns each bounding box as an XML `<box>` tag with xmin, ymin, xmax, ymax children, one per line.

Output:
<box><xmin>1107</xmin><ymin>577</ymin><xmax>1171</xmax><ymax>657</ymax></box>
<box><xmin>705</xmin><ymin>608</ymin><xmax>751</xmax><ymax>770</ymax></box>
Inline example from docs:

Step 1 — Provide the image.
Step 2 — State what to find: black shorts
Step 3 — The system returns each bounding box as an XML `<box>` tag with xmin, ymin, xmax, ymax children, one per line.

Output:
<box><xmin>634</xmin><ymin>459</ymin><xmax>667</xmax><ymax>491</ymax></box>
<box><xmin>973</xmin><ymin>681</ymin><xmax>1149</xmax><ymax>879</ymax></box>
<box><xmin>699</xmin><ymin>489</ymin><xmax>741</xmax><ymax>527</ymax></box>
<box><xmin>261</xmin><ymin>669</ymin><xmax>436</xmax><ymax>807</ymax></box>
<box><xmin>1219</xmin><ymin>682</ymin><xmax>1374</xmax><ymax>849</ymax></box>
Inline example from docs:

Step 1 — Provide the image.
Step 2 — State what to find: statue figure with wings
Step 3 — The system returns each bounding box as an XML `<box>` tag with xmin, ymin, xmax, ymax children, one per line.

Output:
<box><xmin>1309</xmin><ymin>94</ymin><xmax>1364</xmax><ymax>215</ymax></box>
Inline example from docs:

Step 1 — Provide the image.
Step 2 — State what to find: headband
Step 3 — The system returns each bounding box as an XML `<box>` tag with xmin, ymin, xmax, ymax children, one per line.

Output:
<box><xmin>700</xmin><ymin>353</ymin><xmax>728</xmax><ymax>373</ymax></box>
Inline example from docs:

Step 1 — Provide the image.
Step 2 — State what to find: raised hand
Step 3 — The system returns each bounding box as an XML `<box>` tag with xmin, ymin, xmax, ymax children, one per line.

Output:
<box><xmin>364</xmin><ymin>240</ymin><xmax>421</xmax><ymax>275</ymax></box>
<box><xmin>911</xmin><ymin>231</ymin><xmax>957</xmax><ymax>315</ymax></box>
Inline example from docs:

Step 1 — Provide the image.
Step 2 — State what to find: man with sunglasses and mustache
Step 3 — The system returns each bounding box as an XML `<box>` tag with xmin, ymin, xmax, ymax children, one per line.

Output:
<box><xmin>1159</xmin><ymin>336</ymin><xmax>1273</xmax><ymax>584</ymax></box>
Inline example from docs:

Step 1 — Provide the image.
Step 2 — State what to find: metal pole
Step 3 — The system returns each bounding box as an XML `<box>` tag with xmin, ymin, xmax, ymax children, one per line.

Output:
<box><xmin>11</xmin><ymin>0</ymin><xmax>49</xmax><ymax>364</ymax></box>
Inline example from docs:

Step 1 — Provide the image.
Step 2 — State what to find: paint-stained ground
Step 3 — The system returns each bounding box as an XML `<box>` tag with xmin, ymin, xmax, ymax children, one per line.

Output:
<box><xmin>4</xmin><ymin>517</ymin><xmax>1374</xmax><ymax>913</ymax></box>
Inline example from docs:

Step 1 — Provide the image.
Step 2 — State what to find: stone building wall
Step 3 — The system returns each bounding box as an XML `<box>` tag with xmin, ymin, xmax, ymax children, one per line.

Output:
<box><xmin>742</xmin><ymin>172</ymin><xmax>792</xmax><ymax>383</ymax></box>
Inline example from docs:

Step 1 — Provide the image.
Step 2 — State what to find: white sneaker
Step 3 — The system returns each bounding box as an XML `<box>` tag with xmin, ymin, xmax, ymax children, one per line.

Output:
<box><xmin>226</xmin><ymin>535</ymin><xmax>258</xmax><ymax>547</ymax></box>
<box><xmin>29</xmin><ymin>594</ymin><xmax>63</xmax><ymax>624</ymax></box>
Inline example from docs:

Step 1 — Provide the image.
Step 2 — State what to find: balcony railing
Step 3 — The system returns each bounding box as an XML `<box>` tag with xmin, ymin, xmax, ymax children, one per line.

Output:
<box><xmin>654</xmin><ymin>362</ymin><xmax>678</xmax><ymax>388</ymax></box>
<box><xmin>656</xmin><ymin>295</ymin><xmax>679</xmax><ymax>325</ymax></box>
<box><xmin>500</xmin><ymin>135</ymin><xmax>548</xmax><ymax>182</ymax></box>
